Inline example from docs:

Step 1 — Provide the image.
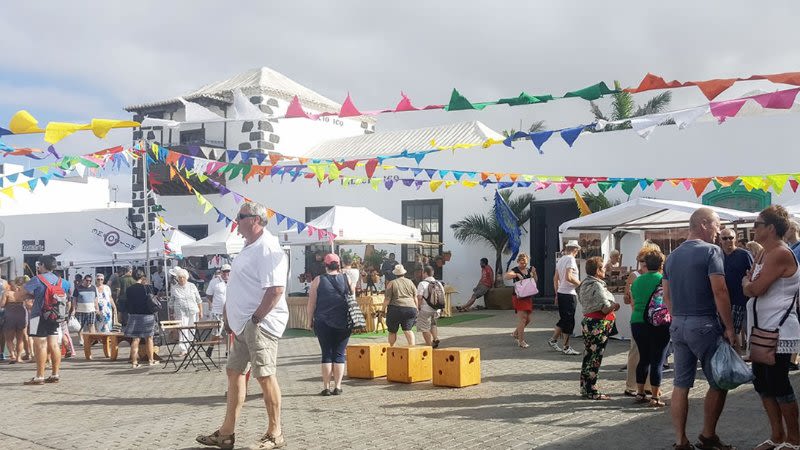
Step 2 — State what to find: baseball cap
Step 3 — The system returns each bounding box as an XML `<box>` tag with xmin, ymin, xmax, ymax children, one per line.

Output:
<box><xmin>324</xmin><ymin>253</ymin><xmax>340</xmax><ymax>265</ymax></box>
<box><xmin>220</xmin><ymin>264</ymin><xmax>232</xmax><ymax>272</ymax></box>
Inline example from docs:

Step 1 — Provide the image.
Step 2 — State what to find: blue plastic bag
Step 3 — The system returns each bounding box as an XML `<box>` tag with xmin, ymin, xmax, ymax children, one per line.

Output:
<box><xmin>710</xmin><ymin>339</ymin><xmax>754</xmax><ymax>390</ymax></box>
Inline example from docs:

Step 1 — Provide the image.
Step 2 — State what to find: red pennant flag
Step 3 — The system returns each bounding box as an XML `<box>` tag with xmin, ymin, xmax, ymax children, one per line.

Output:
<box><xmin>338</xmin><ymin>94</ymin><xmax>362</xmax><ymax>117</ymax></box>
<box><xmin>285</xmin><ymin>96</ymin><xmax>311</xmax><ymax>119</ymax></box>
<box><xmin>791</xmin><ymin>180</ymin><xmax>799</xmax><ymax>193</ymax></box>
<box><xmin>394</xmin><ymin>92</ymin><xmax>419</xmax><ymax>112</ymax></box>
<box><xmin>365</xmin><ymin>159</ymin><xmax>378</xmax><ymax>179</ymax></box>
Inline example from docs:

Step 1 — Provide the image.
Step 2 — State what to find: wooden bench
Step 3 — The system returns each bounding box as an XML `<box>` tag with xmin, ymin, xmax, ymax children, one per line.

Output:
<box><xmin>81</xmin><ymin>332</ymin><xmax>160</xmax><ymax>362</ymax></box>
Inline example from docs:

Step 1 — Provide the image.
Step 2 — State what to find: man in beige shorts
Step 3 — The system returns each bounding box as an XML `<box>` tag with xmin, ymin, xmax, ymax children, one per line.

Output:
<box><xmin>197</xmin><ymin>202</ymin><xmax>289</xmax><ymax>450</ymax></box>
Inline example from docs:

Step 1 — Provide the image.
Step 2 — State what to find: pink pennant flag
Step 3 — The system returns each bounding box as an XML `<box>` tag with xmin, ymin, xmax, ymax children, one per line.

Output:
<box><xmin>557</xmin><ymin>183</ymin><xmax>571</xmax><ymax>194</ymax></box>
<box><xmin>285</xmin><ymin>96</ymin><xmax>311</xmax><ymax>119</ymax></box>
<box><xmin>681</xmin><ymin>179</ymin><xmax>693</xmax><ymax>190</ymax></box>
<box><xmin>338</xmin><ymin>94</ymin><xmax>362</xmax><ymax>117</ymax></box>
<box><xmin>318</xmin><ymin>229</ymin><xmax>326</xmax><ymax>240</ymax></box>
<box><xmin>653</xmin><ymin>180</ymin><xmax>664</xmax><ymax>190</ymax></box>
<box><xmin>422</xmin><ymin>104</ymin><xmax>445</xmax><ymax>110</ymax></box>
<box><xmin>752</xmin><ymin>88</ymin><xmax>800</xmax><ymax>109</ymax></box>
<box><xmin>709</xmin><ymin>98</ymin><xmax>747</xmax><ymax>123</ymax></box>
<box><xmin>307</xmin><ymin>225</ymin><xmax>315</xmax><ymax>237</ymax></box>
<box><xmin>394</xmin><ymin>92</ymin><xmax>419</xmax><ymax>112</ymax></box>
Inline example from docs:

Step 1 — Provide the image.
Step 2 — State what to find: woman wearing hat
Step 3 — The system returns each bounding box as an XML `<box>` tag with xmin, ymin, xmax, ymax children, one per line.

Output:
<box><xmin>550</xmin><ymin>240</ymin><xmax>582</xmax><ymax>356</ymax></box>
<box><xmin>381</xmin><ymin>264</ymin><xmax>418</xmax><ymax>346</ymax></box>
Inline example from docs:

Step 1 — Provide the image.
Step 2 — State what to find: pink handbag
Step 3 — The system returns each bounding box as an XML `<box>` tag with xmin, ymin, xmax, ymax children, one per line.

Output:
<box><xmin>514</xmin><ymin>278</ymin><xmax>539</xmax><ymax>298</ymax></box>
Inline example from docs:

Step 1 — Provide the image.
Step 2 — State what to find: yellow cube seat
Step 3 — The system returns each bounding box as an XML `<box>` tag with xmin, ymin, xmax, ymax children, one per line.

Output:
<box><xmin>433</xmin><ymin>347</ymin><xmax>481</xmax><ymax>388</ymax></box>
<box><xmin>387</xmin><ymin>345</ymin><xmax>433</xmax><ymax>383</ymax></box>
<box><xmin>346</xmin><ymin>343</ymin><xmax>389</xmax><ymax>379</ymax></box>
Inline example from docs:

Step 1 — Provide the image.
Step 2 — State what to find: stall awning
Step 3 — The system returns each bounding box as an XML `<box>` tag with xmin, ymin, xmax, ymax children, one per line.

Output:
<box><xmin>558</xmin><ymin>198</ymin><xmax>757</xmax><ymax>233</ymax></box>
<box><xmin>280</xmin><ymin>205</ymin><xmax>423</xmax><ymax>246</ymax></box>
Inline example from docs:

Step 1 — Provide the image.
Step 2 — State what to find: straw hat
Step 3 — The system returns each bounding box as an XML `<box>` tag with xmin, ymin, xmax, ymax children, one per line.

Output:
<box><xmin>564</xmin><ymin>239</ymin><xmax>581</xmax><ymax>249</ymax></box>
<box><xmin>392</xmin><ymin>264</ymin><xmax>407</xmax><ymax>276</ymax></box>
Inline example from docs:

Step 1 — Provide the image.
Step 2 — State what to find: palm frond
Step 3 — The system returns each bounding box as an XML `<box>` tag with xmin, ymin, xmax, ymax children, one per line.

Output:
<box><xmin>501</xmin><ymin>129</ymin><xmax>516</xmax><ymax>138</ymax></box>
<box><xmin>450</xmin><ymin>214</ymin><xmax>505</xmax><ymax>248</ymax></box>
<box><xmin>589</xmin><ymin>101</ymin><xmax>608</xmax><ymax>121</ymax></box>
<box><xmin>633</xmin><ymin>91</ymin><xmax>672</xmax><ymax>117</ymax></box>
<box><xmin>611</xmin><ymin>91</ymin><xmax>634</xmax><ymax>121</ymax></box>
<box><xmin>528</xmin><ymin>120</ymin><xmax>546</xmax><ymax>133</ymax></box>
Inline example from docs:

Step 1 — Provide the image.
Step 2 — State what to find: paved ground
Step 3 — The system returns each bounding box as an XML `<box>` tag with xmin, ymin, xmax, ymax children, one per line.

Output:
<box><xmin>1</xmin><ymin>310</ymin><xmax>796</xmax><ymax>449</ymax></box>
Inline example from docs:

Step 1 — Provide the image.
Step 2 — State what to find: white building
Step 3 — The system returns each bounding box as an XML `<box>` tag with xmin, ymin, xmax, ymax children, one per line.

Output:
<box><xmin>0</xmin><ymin>161</ymin><xmax>132</xmax><ymax>278</ymax></box>
<box><xmin>122</xmin><ymin>67</ymin><xmax>800</xmax><ymax>301</ymax></box>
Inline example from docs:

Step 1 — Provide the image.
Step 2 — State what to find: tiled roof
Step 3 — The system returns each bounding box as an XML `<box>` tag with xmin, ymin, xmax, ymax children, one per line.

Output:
<box><xmin>124</xmin><ymin>67</ymin><xmax>356</xmax><ymax>118</ymax></box>
<box><xmin>302</xmin><ymin>120</ymin><xmax>503</xmax><ymax>159</ymax></box>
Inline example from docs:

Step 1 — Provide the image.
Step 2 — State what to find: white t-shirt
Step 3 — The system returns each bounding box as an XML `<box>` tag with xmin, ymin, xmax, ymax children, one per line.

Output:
<box><xmin>208</xmin><ymin>280</ymin><xmax>227</xmax><ymax>315</ymax></box>
<box><xmin>151</xmin><ymin>272</ymin><xmax>165</xmax><ymax>291</ymax></box>
<box><xmin>416</xmin><ymin>276</ymin><xmax>440</xmax><ymax>313</ymax></box>
<box><xmin>206</xmin><ymin>276</ymin><xmax>221</xmax><ymax>297</ymax></box>
<box><xmin>556</xmin><ymin>255</ymin><xmax>579</xmax><ymax>295</ymax></box>
<box><xmin>344</xmin><ymin>268</ymin><xmax>360</xmax><ymax>291</ymax></box>
<box><xmin>225</xmin><ymin>230</ymin><xmax>289</xmax><ymax>337</ymax></box>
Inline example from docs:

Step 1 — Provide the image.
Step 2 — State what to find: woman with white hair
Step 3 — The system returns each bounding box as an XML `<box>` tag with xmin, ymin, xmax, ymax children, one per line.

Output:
<box><xmin>170</xmin><ymin>267</ymin><xmax>203</xmax><ymax>356</ymax></box>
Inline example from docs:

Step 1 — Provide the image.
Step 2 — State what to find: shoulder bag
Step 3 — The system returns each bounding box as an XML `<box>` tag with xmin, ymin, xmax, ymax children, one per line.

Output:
<box><xmin>750</xmin><ymin>291</ymin><xmax>798</xmax><ymax>366</ymax></box>
<box><xmin>513</xmin><ymin>268</ymin><xmax>538</xmax><ymax>298</ymax></box>
<box><xmin>326</xmin><ymin>274</ymin><xmax>366</xmax><ymax>331</ymax></box>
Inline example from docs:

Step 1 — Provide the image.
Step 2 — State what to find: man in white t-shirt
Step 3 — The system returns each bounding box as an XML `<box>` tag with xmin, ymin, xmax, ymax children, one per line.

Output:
<box><xmin>204</xmin><ymin>264</ymin><xmax>230</xmax><ymax>358</ymax></box>
<box><xmin>550</xmin><ymin>240</ymin><xmax>582</xmax><ymax>355</ymax></box>
<box><xmin>416</xmin><ymin>266</ymin><xmax>442</xmax><ymax>348</ymax></box>
<box><xmin>197</xmin><ymin>202</ymin><xmax>288</xmax><ymax>450</ymax></box>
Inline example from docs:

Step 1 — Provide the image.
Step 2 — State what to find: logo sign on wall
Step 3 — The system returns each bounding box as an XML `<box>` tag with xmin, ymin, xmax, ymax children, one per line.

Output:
<box><xmin>90</xmin><ymin>219</ymin><xmax>142</xmax><ymax>251</ymax></box>
<box><xmin>22</xmin><ymin>240</ymin><xmax>46</xmax><ymax>252</ymax></box>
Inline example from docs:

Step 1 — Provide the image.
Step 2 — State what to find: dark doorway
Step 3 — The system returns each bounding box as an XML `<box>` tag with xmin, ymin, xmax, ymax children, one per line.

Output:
<box><xmin>530</xmin><ymin>200</ymin><xmax>580</xmax><ymax>302</ymax></box>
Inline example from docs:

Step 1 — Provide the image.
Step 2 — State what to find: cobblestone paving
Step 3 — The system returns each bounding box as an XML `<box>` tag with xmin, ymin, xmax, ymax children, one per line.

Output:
<box><xmin>1</xmin><ymin>311</ymin><xmax>794</xmax><ymax>449</ymax></box>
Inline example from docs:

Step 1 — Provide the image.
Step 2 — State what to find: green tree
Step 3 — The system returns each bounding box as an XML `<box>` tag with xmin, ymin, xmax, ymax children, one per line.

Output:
<box><xmin>502</xmin><ymin>120</ymin><xmax>547</xmax><ymax>139</ymax></box>
<box><xmin>589</xmin><ymin>80</ymin><xmax>672</xmax><ymax>131</ymax></box>
<box><xmin>450</xmin><ymin>189</ymin><xmax>535</xmax><ymax>282</ymax></box>
<box><xmin>581</xmin><ymin>191</ymin><xmax>620</xmax><ymax>212</ymax></box>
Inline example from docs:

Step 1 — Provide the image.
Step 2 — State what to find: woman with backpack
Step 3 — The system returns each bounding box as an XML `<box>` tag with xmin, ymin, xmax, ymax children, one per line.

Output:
<box><xmin>306</xmin><ymin>253</ymin><xmax>352</xmax><ymax>396</ymax></box>
<box><xmin>630</xmin><ymin>248</ymin><xmax>670</xmax><ymax>407</ymax></box>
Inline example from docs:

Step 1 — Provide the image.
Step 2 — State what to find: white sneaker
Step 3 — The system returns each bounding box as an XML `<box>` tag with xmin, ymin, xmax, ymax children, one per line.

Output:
<box><xmin>547</xmin><ymin>339</ymin><xmax>562</xmax><ymax>352</ymax></box>
<box><xmin>563</xmin><ymin>346</ymin><xmax>580</xmax><ymax>355</ymax></box>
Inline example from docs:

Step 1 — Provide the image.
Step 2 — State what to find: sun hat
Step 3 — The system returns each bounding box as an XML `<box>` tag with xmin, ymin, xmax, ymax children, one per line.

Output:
<box><xmin>324</xmin><ymin>253</ymin><xmax>340</xmax><ymax>265</ymax></box>
<box><xmin>564</xmin><ymin>239</ymin><xmax>581</xmax><ymax>249</ymax></box>
<box><xmin>392</xmin><ymin>264</ymin><xmax>407</xmax><ymax>276</ymax></box>
<box><xmin>220</xmin><ymin>264</ymin><xmax>232</xmax><ymax>272</ymax></box>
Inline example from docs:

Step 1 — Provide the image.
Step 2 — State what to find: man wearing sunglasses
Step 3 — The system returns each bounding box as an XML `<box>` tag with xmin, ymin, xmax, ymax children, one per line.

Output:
<box><xmin>719</xmin><ymin>227</ymin><xmax>753</xmax><ymax>353</ymax></box>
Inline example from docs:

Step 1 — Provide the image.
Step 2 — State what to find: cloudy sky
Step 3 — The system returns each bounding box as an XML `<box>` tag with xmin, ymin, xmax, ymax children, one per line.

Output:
<box><xmin>1</xmin><ymin>2</ymin><xmax>799</xmax><ymax>199</ymax></box>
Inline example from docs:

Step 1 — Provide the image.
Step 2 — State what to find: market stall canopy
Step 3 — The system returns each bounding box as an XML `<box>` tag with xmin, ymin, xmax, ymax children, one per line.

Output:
<box><xmin>57</xmin><ymin>239</ymin><xmax>115</xmax><ymax>267</ymax></box>
<box><xmin>558</xmin><ymin>198</ymin><xmax>757</xmax><ymax>233</ymax></box>
<box><xmin>279</xmin><ymin>206</ymin><xmax>423</xmax><ymax>246</ymax></box>
<box><xmin>181</xmin><ymin>227</ymin><xmax>246</xmax><ymax>257</ymax></box>
<box><xmin>113</xmin><ymin>228</ymin><xmax>196</xmax><ymax>261</ymax></box>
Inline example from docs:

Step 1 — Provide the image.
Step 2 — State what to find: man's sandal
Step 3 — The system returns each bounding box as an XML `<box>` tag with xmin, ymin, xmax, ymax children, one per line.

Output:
<box><xmin>23</xmin><ymin>377</ymin><xmax>45</xmax><ymax>385</ymax></box>
<box><xmin>633</xmin><ymin>393</ymin><xmax>649</xmax><ymax>404</ymax></box>
<box><xmin>196</xmin><ymin>430</ymin><xmax>235</xmax><ymax>450</ymax></box>
<box><xmin>754</xmin><ymin>440</ymin><xmax>778</xmax><ymax>450</ymax></box>
<box><xmin>649</xmin><ymin>396</ymin><xmax>666</xmax><ymax>407</ymax></box>
<box><xmin>586</xmin><ymin>392</ymin><xmax>611</xmax><ymax>400</ymax></box>
<box><xmin>44</xmin><ymin>375</ymin><xmax>59</xmax><ymax>384</ymax></box>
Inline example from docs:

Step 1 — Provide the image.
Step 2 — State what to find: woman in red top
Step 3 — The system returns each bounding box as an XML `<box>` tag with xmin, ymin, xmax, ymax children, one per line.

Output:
<box><xmin>505</xmin><ymin>253</ymin><xmax>537</xmax><ymax>348</ymax></box>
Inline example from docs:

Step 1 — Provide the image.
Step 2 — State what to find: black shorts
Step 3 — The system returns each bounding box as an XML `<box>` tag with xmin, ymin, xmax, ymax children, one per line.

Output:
<box><xmin>29</xmin><ymin>316</ymin><xmax>60</xmax><ymax>337</ymax></box>
<box><xmin>753</xmin><ymin>353</ymin><xmax>795</xmax><ymax>399</ymax></box>
<box><xmin>556</xmin><ymin>293</ymin><xmax>577</xmax><ymax>335</ymax></box>
<box><xmin>386</xmin><ymin>305</ymin><xmax>417</xmax><ymax>333</ymax></box>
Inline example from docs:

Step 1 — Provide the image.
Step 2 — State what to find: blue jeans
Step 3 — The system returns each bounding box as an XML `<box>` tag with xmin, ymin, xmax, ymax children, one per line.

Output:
<box><xmin>669</xmin><ymin>315</ymin><xmax>723</xmax><ymax>390</ymax></box>
<box><xmin>314</xmin><ymin>321</ymin><xmax>351</xmax><ymax>364</ymax></box>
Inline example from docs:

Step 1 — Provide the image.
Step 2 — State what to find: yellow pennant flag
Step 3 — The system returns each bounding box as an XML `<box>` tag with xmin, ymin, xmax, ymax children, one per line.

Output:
<box><xmin>1</xmin><ymin>186</ymin><xmax>15</xmax><ymax>199</ymax></box>
<box><xmin>444</xmin><ymin>180</ymin><xmax>457</xmax><ymax>189</ymax></box>
<box><xmin>430</xmin><ymin>180</ymin><xmax>444</xmax><ymax>192</ymax></box>
<box><xmin>766</xmin><ymin>174</ymin><xmax>789</xmax><ymax>194</ymax></box>
<box><xmin>461</xmin><ymin>180</ymin><xmax>478</xmax><ymax>188</ymax></box>
<box><xmin>8</xmin><ymin>110</ymin><xmax>44</xmax><ymax>133</ymax></box>
<box><xmin>740</xmin><ymin>176</ymin><xmax>766</xmax><ymax>191</ymax></box>
<box><xmin>370</xmin><ymin>178</ymin><xmax>380</xmax><ymax>191</ymax></box>
<box><xmin>203</xmin><ymin>200</ymin><xmax>214</xmax><ymax>214</ymax></box>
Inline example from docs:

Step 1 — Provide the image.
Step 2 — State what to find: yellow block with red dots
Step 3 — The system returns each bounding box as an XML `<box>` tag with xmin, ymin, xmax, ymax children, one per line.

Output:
<box><xmin>433</xmin><ymin>347</ymin><xmax>481</xmax><ymax>388</ymax></box>
<box><xmin>346</xmin><ymin>343</ymin><xmax>389</xmax><ymax>379</ymax></box>
<box><xmin>386</xmin><ymin>345</ymin><xmax>433</xmax><ymax>383</ymax></box>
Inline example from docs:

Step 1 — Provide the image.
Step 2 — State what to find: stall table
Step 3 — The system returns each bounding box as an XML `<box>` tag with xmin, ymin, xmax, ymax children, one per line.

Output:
<box><xmin>288</xmin><ymin>294</ymin><xmax>387</xmax><ymax>333</ymax></box>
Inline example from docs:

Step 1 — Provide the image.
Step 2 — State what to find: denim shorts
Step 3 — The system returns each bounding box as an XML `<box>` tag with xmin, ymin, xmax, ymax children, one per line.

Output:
<box><xmin>669</xmin><ymin>315</ymin><xmax>723</xmax><ymax>390</ymax></box>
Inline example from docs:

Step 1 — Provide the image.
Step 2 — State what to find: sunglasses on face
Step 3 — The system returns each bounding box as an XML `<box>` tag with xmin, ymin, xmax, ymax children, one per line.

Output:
<box><xmin>753</xmin><ymin>221</ymin><xmax>767</xmax><ymax>228</ymax></box>
<box><xmin>237</xmin><ymin>213</ymin><xmax>259</xmax><ymax>221</ymax></box>
<box><xmin>720</xmin><ymin>236</ymin><xmax>735</xmax><ymax>241</ymax></box>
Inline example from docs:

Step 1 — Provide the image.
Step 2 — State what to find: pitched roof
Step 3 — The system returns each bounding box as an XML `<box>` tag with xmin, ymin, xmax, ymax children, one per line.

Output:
<box><xmin>302</xmin><ymin>120</ymin><xmax>503</xmax><ymax>159</ymax></box>
<box><xmin>125</xmin><ymin>67</ymin><xmax>346</xmax><ymax>115</ymax></box>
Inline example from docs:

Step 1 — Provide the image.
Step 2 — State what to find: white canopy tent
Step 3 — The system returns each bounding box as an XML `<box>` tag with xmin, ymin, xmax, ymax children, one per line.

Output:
<box><xmin>278</xmin><ymin>206</ymin><xmax>423</xmax><ymax>246</ymax></box>
<box><xmin>113</xmin><ymin>228</ymin><xmax>197</xmax><ymax>262</ymax></box>
<box><xmin>181</xmin><ymin>227</ymin><xmax>246</xmax><ymax>257</ymax></box>
<box><xmin>57</xmin><ymin>240</ymin><xmax>116</xmax><ymax>267</ymax></box>
<box><xmin>559</xmin><ymin>198</ymin><xmax>757</xmax><ymax>234</ymax></box>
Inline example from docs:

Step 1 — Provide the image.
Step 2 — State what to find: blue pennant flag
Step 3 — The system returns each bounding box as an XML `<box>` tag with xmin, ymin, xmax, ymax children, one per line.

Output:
<box><xmin>226</xmin><ymin>150</ymin><xmax>238</xmax><ymax>162</ymax></box>
<box><xmin>498</xmin><ymin>182</ymin><xmax>514</xmax><ymax>189</ymax></box>
<box><xmin>424</xmin><ymin>169</ymin><xmax>436</xmax><ymax>179</ymax></box>
<box><xmin>22</xmin><ymin>169</ymin><xmax>35</xmax><ymax>178</ymax></box>
<box><xmin>297</xmin><ymin>222</ymin><xmax>307</xmax><ymax>234</ymax></box>
<box><xmin>286</xmin><ymin>218</ymin><xmax>297</xmax><ymax>229</ymax></box>
<box><xmin>494</xmin><ymin>190</ymin><xmax>522</xmax><ymax>271</ymax></box>
<box><xmin>7</xmin><ymin>173</ymin><xmax>18</xmax><ymax>183</ymax></box>
<box><xmin>530</xmin><ymin>131</ymin><xmax>554</xmax><ymax>154</ymax></box>
<box><xmin>254</xmin><ymin>152</ymin><xmax>267</xmax><ymax>165</ymax></box>
<box><xmin>560</xmin><ymin>125</ymin><xmax>584</xmax><ymax>148</ymax></box>
<box><xmin>275</xmin><ymin>213</ymin><xmax>286</xmax><ymax>225</ymax></box>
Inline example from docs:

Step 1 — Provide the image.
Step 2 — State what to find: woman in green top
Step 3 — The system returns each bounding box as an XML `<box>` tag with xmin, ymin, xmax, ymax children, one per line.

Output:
<box><xmin>629</xmin><ymin>249</ymin><xmax>669</xmax><ymax>407</ymax></box>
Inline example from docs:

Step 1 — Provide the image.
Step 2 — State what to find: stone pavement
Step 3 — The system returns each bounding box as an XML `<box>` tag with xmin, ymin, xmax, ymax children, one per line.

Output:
<box><xmin>1</xmin><ymin>310</ymin><xmax>796</xmax><ymax>449</ymax></box>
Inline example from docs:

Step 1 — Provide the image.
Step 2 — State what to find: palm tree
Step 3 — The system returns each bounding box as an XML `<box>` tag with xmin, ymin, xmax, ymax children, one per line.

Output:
<box><xmin>581</xmin><ymin>191</ymin><xmax>620</xmax><ymax>212</ymax></box>
<box><xmin>502</xmin><ymin>120</ymin><xmax>547</xmax><ymax>139</ymax></box>
<box><xmin>450</xmin><ymin>189</ymin><xmax>535</xmax><ymax>282</ymax></box>
<box><xmin>589</xmin><ymin>80</ymin><xmax>672</xmax><ymax>131</ymax></box>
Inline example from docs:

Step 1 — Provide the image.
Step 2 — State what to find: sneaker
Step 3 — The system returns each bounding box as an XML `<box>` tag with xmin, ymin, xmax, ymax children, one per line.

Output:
<box><xmin>548</xmin><ymin>339</ymin><xmax>562</xmax><ymax>352</ymax></box>
<box><xmin>23</xmin><ymin>377</ymin><xmax>45</xmax><ymax>385</ymax></box>
<box><xmin>251</xmin><ymin>433</ymin><xmax>286</xmax><ymax>449</ymax></box>
<box><xmin>563</xmin><ymin>346</ymin><xmax>580</xmax><ymax>355</ymax></box>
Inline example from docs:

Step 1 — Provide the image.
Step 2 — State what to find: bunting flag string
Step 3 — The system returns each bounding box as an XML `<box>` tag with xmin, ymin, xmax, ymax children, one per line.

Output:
<box><xmin>625</xmin><ymin>71</ymin><xmax>800</xmax><ymax>100</ymax></box>
<box><xmin>1</xmin><ymin>110</ymin><xmax>140</xmax><ymax>144</ymax></box>
<box><xmin>166</xmin><ymin>163</ymin><xmax>335</xmax><ymax>243</ymax></box>
<box><xmin>141</xmin><ymin>83</ymin><xmax>619</xmax><ymax>129</ymax></box>
<box><xmin>0</xmin><ymin>145</ymin><xmax>131</xmax><ymax>189</ymax></box>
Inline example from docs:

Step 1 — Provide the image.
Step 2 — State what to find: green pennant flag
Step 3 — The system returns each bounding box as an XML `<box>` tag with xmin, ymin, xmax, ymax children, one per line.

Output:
<box><xmin>228</xmin><ymin>165</ymin><xmax>242</xmax><ymax>180</ymax></box>
<box><xmin>563</xmin><ymin>82</ymin><xmax>617</xmax><ymax>101</ymax></box>
<box><xmin>497</xmin><ymin>92</ymin><xmax>554</xmax><ymax>106</ymax></box>
<box><xmin>444</xmin><ymin>88</ymin><xmax>495</xmax><ymax>111</ymax></box>
<box><xmin>597</xmin><ymin>181</ymin><xmax>612</xmax><ymax>193</ymax></box>
<box><xmin>78</xmin><ymin>158</ymin><xmax>100</xmax><ymax>169</ymax></box>
<box><xmin>239</xmin><ymin>164</ymin><xmax>251</xmax><ymax>180</ymax></box>
<box><xmin>621</xmin><ymin>180</ymin><xmax>639</xmax><ymax>195</ymax></box>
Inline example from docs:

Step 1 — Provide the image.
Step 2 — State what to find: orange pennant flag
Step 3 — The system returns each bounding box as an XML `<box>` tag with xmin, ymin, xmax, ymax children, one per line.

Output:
<box><xmin>714</xmin><ymin>176</ymin><xmax>738</xmax><ymax>187</ymax></box>
<box><xmin>268</xmin><ymin>152</ymin><xmax>282</xmax><ymax>165</ymax></box>
<box><xmin>691</xmin><ymin>178</ymin><xmax>712</xmax><ymax>197</ymax></box>
<box><xmin>509</xmin><ymin>174</ymin><xmax>519</xmax><ymax>182</ymax></box>
<box><xmin>494</xmin><ymin>173</ymin><xmax>505</xmax><ymax>182</ymax></box>
<box><xmin>480</xmin><ymin>172</ymin><xmax>490</xmax><ymax>182</ymax></box>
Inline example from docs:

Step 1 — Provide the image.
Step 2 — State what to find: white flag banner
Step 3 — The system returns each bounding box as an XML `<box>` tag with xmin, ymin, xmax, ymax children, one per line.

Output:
<box><xmin>90</xmin><ymin>219</ymin><xmax>142</xmax><ymax>252</ymax></box>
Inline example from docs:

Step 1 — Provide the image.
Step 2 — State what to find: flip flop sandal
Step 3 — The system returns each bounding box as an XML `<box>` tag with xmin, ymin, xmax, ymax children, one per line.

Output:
<box><xmin>44</xmin><ymin>376</ymin><xmax>59</xmax><ymax>384</ymax></box>
<box><xmin>24</xmin><ymin>377</ymin><xmax>45</xmax><ymax>385</ymax></box>
<box><xmin>754</xmin><ymin>439</ymin><xmax>779</xmax><ymax>450</ymax></box>
<box><xmin>649</xmin><ymin>397</ymin><xmax>666</xmax><ymax>407</ymax></box>
<box><xmin>196</xmin><ymin>430</ymin><xmax>235</xmax><ymax>450</ymax></box>
<box><xmin>634</xmin><ymin>393</ymin><xmax>649</xmax><ymax>404</ymax></box>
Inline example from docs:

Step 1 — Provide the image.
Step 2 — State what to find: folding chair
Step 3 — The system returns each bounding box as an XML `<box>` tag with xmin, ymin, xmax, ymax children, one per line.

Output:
<box><xmin>157</xmin><ymin>320</ymin><xmax>181</xmax><ymax>370</ymax></box>
<box><xmin>175</xmin><ymin>321</ymin><xmax>221</xmax><ymax>372</ymax></box>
